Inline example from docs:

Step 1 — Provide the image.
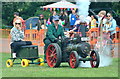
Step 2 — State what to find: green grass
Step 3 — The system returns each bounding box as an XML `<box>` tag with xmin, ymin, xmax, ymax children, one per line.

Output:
<box><xmin>1</xmin><ymin>53</ymin><xmax>119</xmax><ymax>77</ymax></box>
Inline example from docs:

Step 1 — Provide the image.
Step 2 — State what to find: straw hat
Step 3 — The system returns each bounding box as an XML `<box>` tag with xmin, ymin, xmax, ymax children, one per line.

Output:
<box><xmin>98</xmin><ymin>10</ymin><xmax>106</xmax><ymax>15</ymax></box>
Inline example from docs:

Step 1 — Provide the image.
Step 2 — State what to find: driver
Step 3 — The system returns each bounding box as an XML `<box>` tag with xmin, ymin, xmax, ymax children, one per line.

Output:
<box><xmin>43</xmin><ymin>15</ymin><xmax>65</xmax><ymax>62</ymax></box>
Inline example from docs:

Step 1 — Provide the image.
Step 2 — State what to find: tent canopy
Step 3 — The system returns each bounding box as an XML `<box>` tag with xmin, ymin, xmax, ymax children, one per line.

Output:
<box><xmin>43</xmin><ymin>0</ymin><xmax>78</xmax><ymax>9</ymax></box>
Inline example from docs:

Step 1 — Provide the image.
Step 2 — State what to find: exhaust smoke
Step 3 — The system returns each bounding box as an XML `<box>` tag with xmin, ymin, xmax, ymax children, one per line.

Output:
<box><xmin>75</xmin><ymin>0</ymin><xmax>113</xmax><ymax>68</ymax></box>
<box><xmin>75</xmin><ymin>0</ymin><xmax>91</xmax><ymax>22</ymax></box>
<box><xmin>79</xmin><ymin>45</ymin><xmax>113</xmax><ymax>68</ymax></box>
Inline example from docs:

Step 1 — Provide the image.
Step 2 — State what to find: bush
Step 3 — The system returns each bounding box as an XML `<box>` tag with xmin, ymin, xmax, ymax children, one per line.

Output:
<box><xmin>1</xmin><ymin>24</ymin><xmax>13</xmax><ymax>29</ymax></box>
<box><xmin>1</xmin><ymin>24</ymin><xmax>6</xmax><ymax>29</ymax></box>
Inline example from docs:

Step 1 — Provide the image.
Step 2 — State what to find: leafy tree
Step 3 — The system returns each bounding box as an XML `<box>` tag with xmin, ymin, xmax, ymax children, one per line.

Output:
<box><xmin>112</xmin><ymin>2</ymin><xmax>120</xmax><ymax>15</ymax></box>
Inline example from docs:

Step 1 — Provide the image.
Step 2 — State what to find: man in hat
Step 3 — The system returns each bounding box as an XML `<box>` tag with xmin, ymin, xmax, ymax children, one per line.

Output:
<box><xmin>43</xmin><ymin>15</ymin><xmax>65</xmax><ymax>62</ymax></box>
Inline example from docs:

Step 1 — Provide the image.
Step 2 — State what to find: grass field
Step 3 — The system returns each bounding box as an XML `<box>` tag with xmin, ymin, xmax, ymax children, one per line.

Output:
<box><xmin>1</xmin><ymin>53</ymin><xmax>119</xmax><ymax>77</ymax></box>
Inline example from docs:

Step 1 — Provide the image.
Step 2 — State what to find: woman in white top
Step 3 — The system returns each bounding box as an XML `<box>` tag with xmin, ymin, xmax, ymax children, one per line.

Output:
<box><xmin>10</xmin><ymin>19</ymin><xmax>32</xmax><ymax>58</ymax></box>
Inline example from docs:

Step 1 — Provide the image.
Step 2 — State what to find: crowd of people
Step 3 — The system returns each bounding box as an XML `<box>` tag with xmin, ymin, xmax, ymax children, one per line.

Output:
<box><xmin>12</xmin><ymin>10</ymin><xmax>117</xmax><ymax>37</ymax></box>
<box><xmin>10</xmin><ymin>10</ymin><xmax>117</xmax><ymax>60</ymax></box>
<box><xmin>36</xmin><ymin>10</ymin><xmax>117</xmax><ymax>38</ymax></box>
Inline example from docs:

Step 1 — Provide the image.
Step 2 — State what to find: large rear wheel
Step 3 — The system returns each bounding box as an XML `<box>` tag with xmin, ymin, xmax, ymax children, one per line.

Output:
<box><xmin>46</xmin><ymin>43</ymin><xmax>62</xmax><ymax>68</ymax></box>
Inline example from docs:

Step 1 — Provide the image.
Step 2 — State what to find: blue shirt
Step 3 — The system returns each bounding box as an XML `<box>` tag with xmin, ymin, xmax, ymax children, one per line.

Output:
<box><xmin>106</xmin><ymin>19</ymin><xmax>117</xmax><ymax>35</ymax></box>
<box><xmin>69</xmin><ymin>14</ymin><xmax>76</xmax><ymax>26</ymax></box>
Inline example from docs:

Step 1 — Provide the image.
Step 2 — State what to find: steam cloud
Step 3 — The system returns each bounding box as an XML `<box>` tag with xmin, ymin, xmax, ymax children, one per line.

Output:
<box><xmin>75</xmin><ymin>0</ymin><xmax>91</xmax><ymax>22</ymax></box>
<box><xmin>79</xmin><ymin>45</ymin><xmax>113</xmax><ymax>68</ymax></box>
<box><xmin>75</xmin><ymin>0</ymin><xmax>113</xmax><ymax>68</ymax></box>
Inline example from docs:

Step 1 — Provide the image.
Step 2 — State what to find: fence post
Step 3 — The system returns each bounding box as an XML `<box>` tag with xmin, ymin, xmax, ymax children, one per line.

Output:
<box><xmin>30</xmin><ymin>23</ymin><xmax>32</xmax><ymax>41</ymax></box>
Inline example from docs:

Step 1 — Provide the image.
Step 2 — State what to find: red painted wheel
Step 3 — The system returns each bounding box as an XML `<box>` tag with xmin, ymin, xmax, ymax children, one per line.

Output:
<box><xmin>69</xmin><ymin>51</ymin><xmax>79</xmax><ymax>68</ymax></box>
<box><xmin>90</xmin><ymin>50</ymin><xmax>100</xmax><ymax>68</ymax></box>
<box><xmin>46</xmin><ymin>43</ymin><xmax>62</xmax><ymax>68</ymax></box>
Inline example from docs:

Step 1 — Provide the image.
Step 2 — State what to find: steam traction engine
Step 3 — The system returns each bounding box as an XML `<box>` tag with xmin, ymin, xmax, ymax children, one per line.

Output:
<box><xmin>46</xmin><ymin>36</ymin><xmax>100</xmax><ymax>68</ymax></box>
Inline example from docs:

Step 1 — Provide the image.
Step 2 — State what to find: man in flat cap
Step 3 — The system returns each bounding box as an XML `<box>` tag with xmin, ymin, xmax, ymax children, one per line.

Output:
<box><xmin>43</xmin><ymin>15</ymin><xmax>65</xmax><ymax>62</ymax></box>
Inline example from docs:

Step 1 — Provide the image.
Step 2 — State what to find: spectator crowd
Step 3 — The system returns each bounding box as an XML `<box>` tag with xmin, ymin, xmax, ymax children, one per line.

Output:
<box><xmin>13</xmin><ymin>10</ymin><xmax>117</xmax><ymax>41</ymax></box>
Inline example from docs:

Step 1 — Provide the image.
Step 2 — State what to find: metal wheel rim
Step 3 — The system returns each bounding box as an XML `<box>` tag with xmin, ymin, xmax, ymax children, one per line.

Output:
<box><xmin>46</xmin><ymin>44</ymin><xmax>57</xmax><ymax>67</ymax></box>
<box><xmin>70</xmin><ymin>52</ymin><xmax>77</xmax><ymax>68</ymax></box>
<box><xmin>90</xmin><ymin>52</ymin><xmax>97</xmax><ymax>68</ymax></box>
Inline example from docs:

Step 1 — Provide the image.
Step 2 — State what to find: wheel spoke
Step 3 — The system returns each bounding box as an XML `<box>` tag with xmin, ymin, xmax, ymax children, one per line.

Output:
<box><xmin>71</xmin><ymin>54</ymin><xmax>74</xmax><ymax>59</ymax></box>
<box><xmin>50</xmin><ymin>61</ymin><xmax>54</xmax><ymax>66</ymax></box>
<box><xmin>49</xmin><ymin>49</ymin><xmax>53</xmax><ymax>53</ymax></box>
<box><xmin>72</xmin><ymin>54</ymin><xmax>76</xmax><ymax>59</ymax></box>
<box><xmin>49</xmin><ymin>57</ymin><xmax>56</xmax><ymax>65</ymax></box>
<box><xmin>74</xmin><ymin>59</ymin><xmax>76</xmax><ymax>62</ymax></box>
<box><xmin>48</xmin><ymin>56</ymin><xmax>52</xmax><ymax>61</ymax></box>
<box><xmin>73</xmin><ymin>62</ymin><xmax>75</xmax><ymax>66</ymax></box>
<box><xmin>53</xmin><ymin>53</ymin><xmax>57</xmax><ymax>58</ymax></box>
<box><xmin>51</xmin><ymin>46</ymin><xmax>55</xmax><ymax>51</ymax></box>
<box><xmin>92</xmin><ymin>54</ymin><xmax>97</xmax><ymax>61</ymax></box>
<box><xmin>50</xmin><ymin>58</ymin><xmax>54</xmax><ymax>63</ymax></box>
<box><xmin>72</xmin><ymin>61</ymin><xmax>75</xmax><ymax>67</ymax></box>
<box><xmin>53</xmin><ymin>58</ymin><xmax>56</xmax><ymax>63</ymax></box>
<box><xmin>52</xmin><ymin>49</ymin><xmax>56</xmax><ymax>54</ymax></box>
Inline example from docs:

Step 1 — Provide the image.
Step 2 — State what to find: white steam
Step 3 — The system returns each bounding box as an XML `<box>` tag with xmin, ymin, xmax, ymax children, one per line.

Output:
<box><xmin>94</xmin><ymin>38</ymin><xmax>113</xmax><ymax>67</ymax></box>
<box><xmin>79</xmin><ymin>37</ymin><xmax>113</xmax><ymax>68</ymax></box>
<box><xmin>79</xmin><ymin>46</ymin><xmax>112</xmax><ymax>68</ymax></box>
<box><xmin>75</xmin><ymin>0</ymin><xmax>113</xmax><ymax>68</ymax></box>
<box><xmin>75</xmin><ymin>0</ymin><xmax>91</xmax><ymax>22</ymax></box>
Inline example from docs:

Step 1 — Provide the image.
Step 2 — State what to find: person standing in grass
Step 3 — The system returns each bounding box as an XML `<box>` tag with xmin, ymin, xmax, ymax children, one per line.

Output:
<box><xmin>10</xmin><ymin>19</ymin><xmax>32</xmax><ymax>58</ymax></box>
